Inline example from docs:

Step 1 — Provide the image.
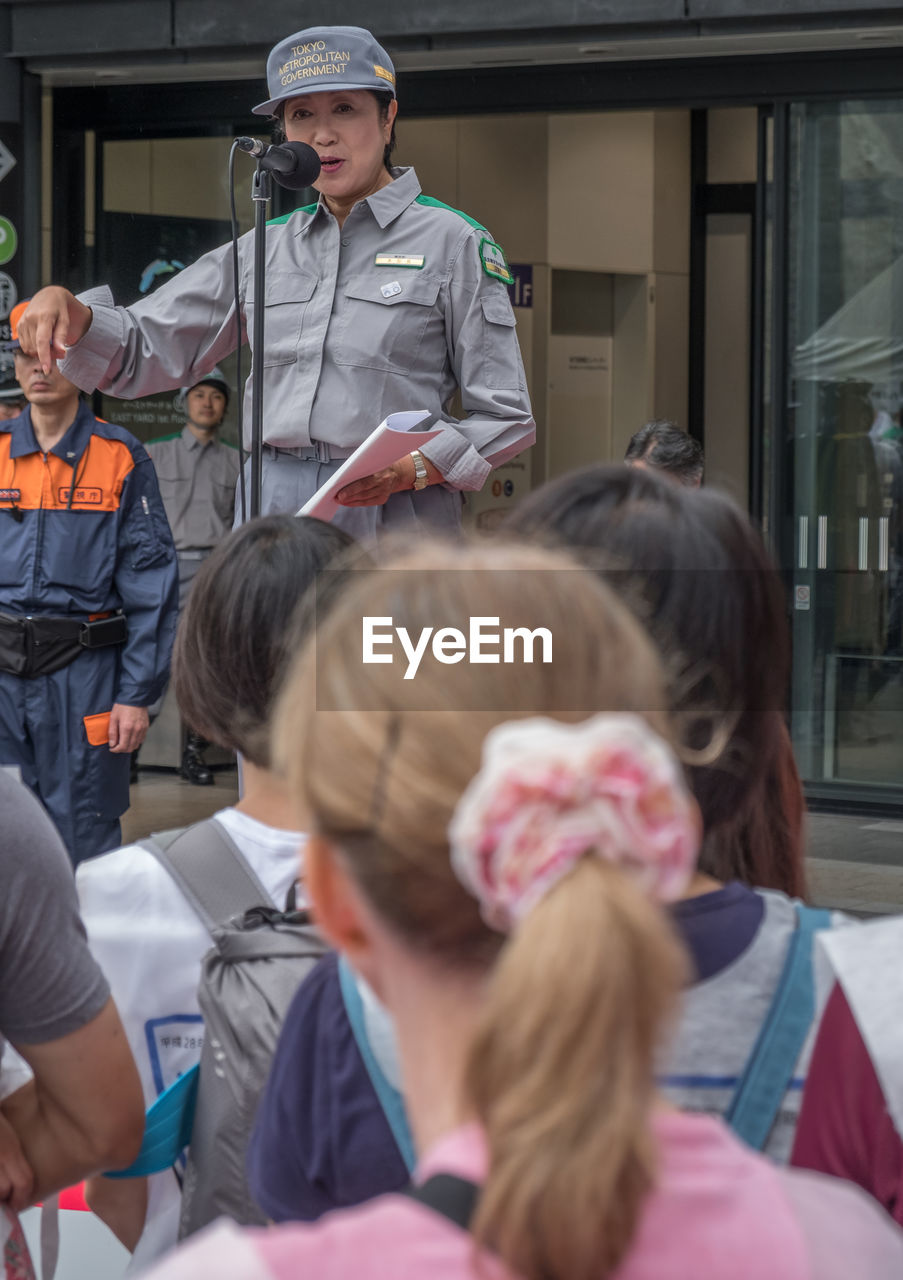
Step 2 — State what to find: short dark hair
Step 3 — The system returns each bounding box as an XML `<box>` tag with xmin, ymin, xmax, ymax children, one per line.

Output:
<box><xmin>504</xmin><ymin>464</ymin><xmax>803</xmax><ymax>895</ymax></box>
<box><xmin>173</xmin><ymin>515</ymin><xmax>357</xmax><ymax>768</ymax></box>
<box><xmin>624</xmin><ymin>420</ymin><xmax>704</xmax><ymax>487</ymax></box>
<box><xmin>371</xmin><ymin>89</ymin><xmax>397</xmax><ymax>170</ymax></box>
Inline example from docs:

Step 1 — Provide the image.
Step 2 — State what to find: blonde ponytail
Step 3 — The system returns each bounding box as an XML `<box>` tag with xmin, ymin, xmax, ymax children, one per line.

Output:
<box><xmin>465</xmin><ymin>857</ymin><xmax>687</xmax><ymax>1280</ymax></box>
<box><xmin>273</xmin><ymin>538</ymin><xmax>693</xmax><ymax>1276</ymax></box>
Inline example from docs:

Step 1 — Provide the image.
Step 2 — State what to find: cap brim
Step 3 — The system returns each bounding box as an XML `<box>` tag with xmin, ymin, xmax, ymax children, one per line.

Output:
<box><xmin>252</xmin><ymin>80</ymin><xmax>395</xmax><ymax>116</ymax></box>
<box><xmin>189</xmin><ymin>380</ymin><xmax>229</xmax><ymax>398</ymax></box>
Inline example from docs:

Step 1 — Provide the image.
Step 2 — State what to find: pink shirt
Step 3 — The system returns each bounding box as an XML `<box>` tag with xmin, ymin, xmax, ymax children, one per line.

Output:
<box><xmin>143</xmin><ymin>1112</ymin><xmax>903</xmax><ymax>1280</ymax></box>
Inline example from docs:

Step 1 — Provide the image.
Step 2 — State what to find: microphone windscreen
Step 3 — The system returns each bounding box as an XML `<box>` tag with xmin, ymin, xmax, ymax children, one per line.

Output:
<box><xmin>276</xmin><ymin>142</ymin><xmax>322</xmax><ymax>191</ymax></box>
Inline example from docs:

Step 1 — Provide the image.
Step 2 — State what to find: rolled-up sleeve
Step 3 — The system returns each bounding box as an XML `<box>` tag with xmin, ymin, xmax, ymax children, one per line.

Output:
<box><xmin>421</xmin><ymin>229</ymin><xmax>535</xmax><ymax>492</ymax></box>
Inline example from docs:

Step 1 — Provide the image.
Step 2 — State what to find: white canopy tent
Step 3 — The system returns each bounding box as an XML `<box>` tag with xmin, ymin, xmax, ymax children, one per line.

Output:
<box><xmin>794</xmin><ymin>255</ymin><xmax>903</xmax><ymax>401</ymax></box>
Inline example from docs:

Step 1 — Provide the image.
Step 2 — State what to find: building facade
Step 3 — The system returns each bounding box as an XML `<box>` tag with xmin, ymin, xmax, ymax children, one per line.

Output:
<box><xmin>3</xmin><ymin>0</ymin><xmax>903</xmax><ymax>810</ymax></box>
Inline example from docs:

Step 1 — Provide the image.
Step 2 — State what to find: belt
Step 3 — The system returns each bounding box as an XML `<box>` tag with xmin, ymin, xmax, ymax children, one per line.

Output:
<box><xmin>0</xmin><ymin>611</ymin><xmax>128</xmax><ymax>679</ymax></box>
<box><xmin>263</xmin><ymin>441</ymin><xmax>356</xmax><ymax>463</ymax></box>
<box><xmin>176</xmin><ymin>549</ymin><xmax>212</xmax><ymax>561</ymax></box>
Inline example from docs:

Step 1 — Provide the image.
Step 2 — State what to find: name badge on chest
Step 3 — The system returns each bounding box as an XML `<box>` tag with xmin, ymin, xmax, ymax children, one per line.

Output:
<box><xmin>374</xmin><ymin>253</ymin><xmax>425</xmax><ymax>269</ymax></box>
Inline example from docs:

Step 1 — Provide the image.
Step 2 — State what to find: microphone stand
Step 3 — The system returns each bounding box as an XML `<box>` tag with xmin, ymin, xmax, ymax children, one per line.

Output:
<box><xmin>249</xmin><ymin>164</ymin><xmax>272</xmax><ymax>519</ymax></box>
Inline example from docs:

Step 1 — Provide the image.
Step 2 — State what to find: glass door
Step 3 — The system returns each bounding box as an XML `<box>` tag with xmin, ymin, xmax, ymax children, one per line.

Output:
<box><xmin>787</xmin><ymin>99</ymin><xmax>903</xmax><ymax>792</ymax></box>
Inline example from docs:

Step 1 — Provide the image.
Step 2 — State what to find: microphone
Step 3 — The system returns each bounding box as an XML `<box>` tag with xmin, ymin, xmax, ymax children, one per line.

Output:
<box><xmin>235</xmin><ymin>138</ymin><xmax>321</xmax><ymax>191</ymax></box>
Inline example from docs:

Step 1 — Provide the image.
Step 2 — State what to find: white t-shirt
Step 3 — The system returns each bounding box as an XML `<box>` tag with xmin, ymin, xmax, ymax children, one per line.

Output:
<box><xmin>76</xmin><ymin>808</ymin><xmax>304</xmax><ymax>1270</ymax></box>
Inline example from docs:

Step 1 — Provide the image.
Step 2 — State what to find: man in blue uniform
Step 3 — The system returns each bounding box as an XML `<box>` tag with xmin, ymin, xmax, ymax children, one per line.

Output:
<box><xmin>0</xmin><ymin>302</ymin><xmax>179</xmax><ymax>864</ymax></box>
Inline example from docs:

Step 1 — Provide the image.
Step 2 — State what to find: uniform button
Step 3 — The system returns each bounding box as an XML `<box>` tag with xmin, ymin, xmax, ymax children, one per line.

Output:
<box><xmin>341</xmin><ymin>238</ymin><xmax>350</xmax><ymax>246</ymax></box>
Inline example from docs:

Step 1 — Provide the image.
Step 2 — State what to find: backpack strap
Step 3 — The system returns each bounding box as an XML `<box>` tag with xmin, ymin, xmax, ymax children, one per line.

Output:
<box><xmin>403</xmin><ymin>1173</ymin><xmax>480</xmax><ymax>1231</ymax></box>
<box><xmin>141</xmin><ymin>819</ymin><xmax>273</xmax><ymax>938</ymax></box>
<box><xmin>337</xmin><ymin>954</ymin><xmax>417</xmax><ymax>1173</ymax></box>
<box><xmin>726</xmin><ymin>902</ymin><xmax>832</xmax><ymax>1150</ymax></box>
<box><xmin>40</xmin><ymin>1193</ymin><xmax>60</xmax><ymax>1280</ymax></box>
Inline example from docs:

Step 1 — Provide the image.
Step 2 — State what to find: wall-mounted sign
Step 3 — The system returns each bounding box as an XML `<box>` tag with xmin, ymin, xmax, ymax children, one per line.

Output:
<box><xmin>507</xmin><ymin>264</ymin><xmax>533</xmax><ymax>309</ymax></box>
<box><xmin>0</xmin><ymin>217</ymin><xmax>17</xmax><ymax>267</ymax></box>
<box><xmin>0</xmin><ymin>141</ymin><xmax>16</xmax><ymax>187</ymax></box>
<box><xmin>0</xmin><ymin>273</ymin><xmax>16</xmax><ymax>320</ymax></box>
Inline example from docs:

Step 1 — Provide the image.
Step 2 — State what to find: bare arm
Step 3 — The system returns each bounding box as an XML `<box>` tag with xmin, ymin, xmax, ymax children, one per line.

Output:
<box><xmin>2</xmin><ymin>997</ymin><xmax>144</xmax><ymax>1205</ymax></box>
<box><xmin>0</xmin><ymin>1106</ymin><xmax>33</xmax><ymax>1212</ymax></box>
<box><xmin>84</xmin><ymin>1173</ymin><xmax>148</xmax><ymax>1251</ymax></box>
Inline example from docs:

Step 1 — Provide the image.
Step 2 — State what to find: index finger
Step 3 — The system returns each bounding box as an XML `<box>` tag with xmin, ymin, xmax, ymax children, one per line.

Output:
<box><xmin>34</xmin><ymin>313</ymin><xmax>68</xmax><ymax>375</ymax></box>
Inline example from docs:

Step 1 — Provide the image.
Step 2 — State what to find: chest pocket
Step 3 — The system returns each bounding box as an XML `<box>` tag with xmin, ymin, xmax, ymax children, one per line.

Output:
<box><xmin>151</xmin><ymin>463</ymin><xmax>189</xmax><ymax>510</ymax></box>
<box><xmin>336</xmin><ymin>273</ymin><xmax>442</xmax><ymax>374</ymax></box>
<box><xmin>245</xmin><ymin>270</ymin><xmax>318</xmax><ymax>368</ymax></box>
<box><xmin>213</xmin><ymin>477</ymin><xmax>237</xmax><ymax>526</ymax></box>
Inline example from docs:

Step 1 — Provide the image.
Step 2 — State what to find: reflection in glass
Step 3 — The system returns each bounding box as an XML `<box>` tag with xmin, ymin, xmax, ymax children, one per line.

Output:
<box><xmin>789</xmin><ymin>101</ymin><xmax>903</xmax><ymax>788</ymax></box>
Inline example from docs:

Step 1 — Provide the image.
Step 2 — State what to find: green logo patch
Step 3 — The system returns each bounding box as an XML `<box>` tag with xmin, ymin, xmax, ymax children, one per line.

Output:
<box><xmin>479</xmin><ymin>238</ymin><xmax>513</xmax><ymax>285</ymax></box>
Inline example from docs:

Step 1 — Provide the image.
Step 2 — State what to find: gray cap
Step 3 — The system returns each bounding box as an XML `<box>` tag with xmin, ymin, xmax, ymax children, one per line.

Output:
<box><xmin>253</xmin><ymin>25</ymin><xmax>396</xmax><ymax>117</ymax></box>
<box><xmin>183</xmin><ymin>367</ymin><xmax>230</xmax><ymax>402</ymax></box>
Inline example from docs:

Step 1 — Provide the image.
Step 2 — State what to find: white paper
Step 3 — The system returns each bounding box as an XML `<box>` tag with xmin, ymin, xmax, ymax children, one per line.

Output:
<box><xmin>296</xmin><ymin>410</ymin><xmax>441</xmax><ymax>521</ymax></box>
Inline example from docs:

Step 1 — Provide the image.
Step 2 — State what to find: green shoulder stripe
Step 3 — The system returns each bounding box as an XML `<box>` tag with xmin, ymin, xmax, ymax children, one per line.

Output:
<box><xmin>146</xmin><ymin>431</ymin><xmax>182</xmax><ymax>445</ymax></box>
<box><xmin>267</xmin><ymin>202</ymin><xmax>318</xmax><ymax>227</ymax></box>
<box><xmin>414</xmin><ymin>195</ymin><xmax>487</xmax><ymax>233</ymax></box>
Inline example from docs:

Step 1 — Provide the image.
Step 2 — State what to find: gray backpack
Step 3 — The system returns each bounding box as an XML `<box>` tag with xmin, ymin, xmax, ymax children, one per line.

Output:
<box><xmin>143</xmin><ymin>820</ymin><xmax>329</xmax><ymax>1237</ymax></box>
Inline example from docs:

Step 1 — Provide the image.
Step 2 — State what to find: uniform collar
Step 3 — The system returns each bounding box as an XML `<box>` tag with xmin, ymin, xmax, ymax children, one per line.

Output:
<box><xmin>181</xmin><ymin>424</ymin><xmax>206</xmax><ymax>451</ymax></box>
<box><xmin>8</xmin><ymin>400</ymin><xmax>94</xmax><ymax>460</ymax></box>
<box><xmin>365</xmin><ymin>166</ymin><xmax>422</xmax><ymax>228</ymax></box>
<box><xmin>298</xmin><ymin>165</ymin><xmax>421</xmax><ymax>235</ymax></box>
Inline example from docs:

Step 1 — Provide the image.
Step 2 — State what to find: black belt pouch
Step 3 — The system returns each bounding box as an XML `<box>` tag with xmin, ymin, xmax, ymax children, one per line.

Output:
<box><xmin>29</xmin><ymin>617</ymin><xmax>85</xmax><ymax>677</ymax></box>
<box><xmin>0</xmin><ymin>614</ymin><xmax>27</xmax><ymax>676</ymax></box>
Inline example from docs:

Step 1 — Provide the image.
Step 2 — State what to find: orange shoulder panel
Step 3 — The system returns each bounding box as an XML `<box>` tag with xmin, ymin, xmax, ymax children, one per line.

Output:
<box><xmin>48</xmin><ymin>435</ymin><xmax>135</xmax><ymax>511</ymax></box>
<box><xmin>0</xmin><ymin>430</ymin><xmax>135</xmax><ymax>511</ymax></box>
<box><xmin>0</xmin><ymin>435</ymin><xmax>45</xmax><ymax>510</ymax></box>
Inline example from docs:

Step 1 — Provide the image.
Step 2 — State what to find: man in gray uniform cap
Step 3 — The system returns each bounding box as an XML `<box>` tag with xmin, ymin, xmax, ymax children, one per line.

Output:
<box><xmin>146</xmin><ymin>368</ymin><xmax>239</xmax><ymax>785</ymax></box>
<box><xmin>17</xmin><ymin>26</ymin><xmax>535</xmax><ymax>540</ymax></box>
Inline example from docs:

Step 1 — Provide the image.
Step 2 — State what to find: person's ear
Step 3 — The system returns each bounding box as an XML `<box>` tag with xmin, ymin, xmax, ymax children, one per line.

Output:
<box><xmin>306</xmin><ymin>834</ymin><xmax>372</xmax><ymax>970</ymax></box>
<box><xmin>384</xmin><ymin>98</ymin><xmax>398</xmax><ymax>139</ymax></box>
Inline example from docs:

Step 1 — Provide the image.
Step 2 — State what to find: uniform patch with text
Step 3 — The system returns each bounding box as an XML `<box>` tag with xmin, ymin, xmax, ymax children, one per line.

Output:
<box><xmin>479</xmin><ymin>239</ymin><xmax>514</xmax><ymax>285</ymax></box>
<box><xmin>0</xmin><ymin>489</ymin><xmax>21</xmax><ymax>502</ymax></box>
<box><xmin>58</xmin><ymin>487</ymin><xmax>103</xmax><ymax>505</ymax></box>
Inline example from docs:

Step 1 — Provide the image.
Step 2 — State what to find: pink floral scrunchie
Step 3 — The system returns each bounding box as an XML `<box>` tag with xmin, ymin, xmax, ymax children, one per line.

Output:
<box><xmin>449</xmin><ymin>713</ymin><xmax>700</xmax><ymax>932</ymax></box>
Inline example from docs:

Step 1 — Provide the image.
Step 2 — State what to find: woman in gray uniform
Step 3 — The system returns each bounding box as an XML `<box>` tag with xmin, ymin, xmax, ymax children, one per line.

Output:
<box><xmin>18</xmin><ymin>26</ymin><xmax>535</xmax><ymax>538</ymax></box>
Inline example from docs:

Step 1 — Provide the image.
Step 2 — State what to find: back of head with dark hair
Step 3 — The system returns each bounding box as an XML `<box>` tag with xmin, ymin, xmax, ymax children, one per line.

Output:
<box><xmin>505</xmin><ymin>464</ymin><xmax>804</xmax><ymax>895</ymax></box>
<box><xmin>624</xmin><ymin>420</ymin><xmax>704</xmax><ymax>487</ymax></box>
<box><xmin>173</xmin><ymin>515</ymin><xmax>357</xmax><ymax>768</ymax></box>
